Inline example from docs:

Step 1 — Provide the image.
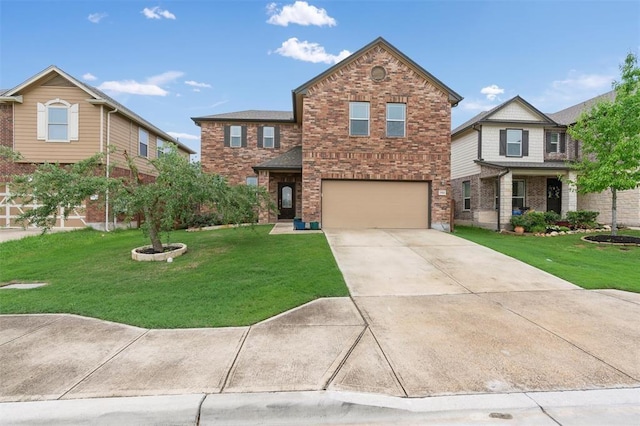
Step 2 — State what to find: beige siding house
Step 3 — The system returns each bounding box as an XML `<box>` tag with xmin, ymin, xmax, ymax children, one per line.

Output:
<box><xmin>451</xmin><ymin>91</ymin><xmax>639</xmax><ymax>229</ymax></box>
<box><xmin>0</xmin><ymin>65</ymin><xmax>195</xmax><ymax>229</ymax></box>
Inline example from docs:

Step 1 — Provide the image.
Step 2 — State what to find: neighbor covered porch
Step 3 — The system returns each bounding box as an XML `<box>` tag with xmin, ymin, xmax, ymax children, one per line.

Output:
<box><xmin>476</xmin><ymin>161</ymin><xmax>577</xmax><ymax>230</ymax></box>
<box><xmin>253</xmin><ymin>146</ymin><xmax>302</xmax><ymax>223</ymax></box>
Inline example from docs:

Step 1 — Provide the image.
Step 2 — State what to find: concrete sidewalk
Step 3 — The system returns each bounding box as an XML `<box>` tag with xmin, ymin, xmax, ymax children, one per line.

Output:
<box><xmin>1</xmin><ymin>227</ymin><xmax>639</xmax><ymax>422</ymax></box>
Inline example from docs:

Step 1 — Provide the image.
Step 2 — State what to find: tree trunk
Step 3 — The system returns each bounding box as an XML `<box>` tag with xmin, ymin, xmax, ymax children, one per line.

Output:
<box><xmin>611</xmin><ymin>188</ymin><xmax>617</xmax><ymax>236</ymax></box>
<box><xmin>144</xmin><ymin>207</ymin><xmax>164</xmax><ymax>253</ymax></box>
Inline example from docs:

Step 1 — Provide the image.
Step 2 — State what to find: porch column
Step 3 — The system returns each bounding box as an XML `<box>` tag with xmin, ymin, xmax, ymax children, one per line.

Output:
<box><xmin>563</xmin><ymin>171</ymin><xmax>578</xmax><ymax>214</ymax></box>
<box><xmin>499</xmin><ymin>171</ymin><xmax>513</xmax><ymax>230</ymax></box>
<box><xmin>258</xmin><ymin>170</ymin><xmax>271</xmax><ymax>224</ymax></box>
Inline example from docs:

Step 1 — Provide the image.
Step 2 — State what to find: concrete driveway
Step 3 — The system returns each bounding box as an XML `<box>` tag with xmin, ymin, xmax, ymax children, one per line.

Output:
<box><xmin>1</xmin><ymin>228</ymin><xmax>639</xmax><ymax>404</ymax></box>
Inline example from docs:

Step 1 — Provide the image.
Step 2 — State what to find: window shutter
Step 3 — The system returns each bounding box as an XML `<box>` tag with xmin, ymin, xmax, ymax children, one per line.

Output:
<box><xmin>257</xmin><ymin>127</ymin><xmax>263</xmax><ymax>148</ymax></box>
<box><xmin>522</xmin><ymin>130</ymin><xmax>529</xmax><ymax>156</ymax></box>
<box><xmin>69</xmin><ymin>104</ymin><xmax>79</xmax><ymax>141</ymax></box>
<box><xmin>545</xmin><ymin>132</ymin><xmax>552</xmax><ymax>153</ymax></box>
<box><xmin>274</xmin><ymin>126</ymin><xmax>280</xmax><ymax>148</ymax></box>
<box><xmin>560</xmin><ymin>133</ymin><xmax>566</xmax><ymax>153</ymax></box>
<box><xmin>37</xmin><ymin>103</ymin><xmax>46</xmax><ymax>140</ymax></box>
<box><xmin>499</xmin><ymin>130</ymin><xmax>506</xmax><ymax>155</ymax></box>
<box><xmin>224</xmin><ymin>125</ymin><xmax>230</xmax><ymax>147</ymax></box>
<box><xmin>241</xmin><ymin>126</ymin><xmax>247</xmax><ymax>147</ymax></box>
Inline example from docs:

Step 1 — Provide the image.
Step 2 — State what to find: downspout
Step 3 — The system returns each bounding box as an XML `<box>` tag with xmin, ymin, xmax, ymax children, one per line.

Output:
<box><xmin>496</xmin><ymin>168</ymin><xmax>510</xmax><ymax>231</ymax></box>
<box><xmin>106</xmin><ymin>108</ymin><xmax>118</xmax><ymax>231</ymax></box>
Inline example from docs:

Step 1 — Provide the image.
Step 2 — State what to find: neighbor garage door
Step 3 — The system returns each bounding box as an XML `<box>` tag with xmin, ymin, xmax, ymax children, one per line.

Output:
<box><xmin>321</xmin><ymin>180</ymin><xmax>430</xmax><ymax>228</ymax></box>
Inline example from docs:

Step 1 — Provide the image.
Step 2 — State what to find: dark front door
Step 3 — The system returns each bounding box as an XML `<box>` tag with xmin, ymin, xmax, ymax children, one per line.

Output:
<box><xmin>546</xmin><ymin>178</ymin><xmax>562</xmax><ymax>214</ymax></box>
<box><xmin>278</xmin><ymin>182</ymin><xmax>296</xmax><ymax>220</ymax></box>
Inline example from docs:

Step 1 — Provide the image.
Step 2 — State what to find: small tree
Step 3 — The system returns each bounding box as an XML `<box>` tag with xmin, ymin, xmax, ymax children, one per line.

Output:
<box><xmin>568</xmin><ymin>53</ymin><xmax>640</xmax><ymax>235</ymax></box>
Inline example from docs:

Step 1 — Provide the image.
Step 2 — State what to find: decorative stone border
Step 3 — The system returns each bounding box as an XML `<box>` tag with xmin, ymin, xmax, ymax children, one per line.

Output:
<box><xmin>580</xmin><ymin>236</ymin><xmax>640</xmax><ymax>246</ymax></box>
<box><xmin>131</xmin><ymin>243</ymin><xmax>187</xmax><ymax>262</ymax></box>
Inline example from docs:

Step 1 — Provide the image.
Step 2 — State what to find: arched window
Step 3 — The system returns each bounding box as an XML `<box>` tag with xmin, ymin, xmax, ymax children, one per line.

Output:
<box><xmin>37</xmin><ymin>99</ymin><xmax>79</xmax><ymax>142</ymax></box>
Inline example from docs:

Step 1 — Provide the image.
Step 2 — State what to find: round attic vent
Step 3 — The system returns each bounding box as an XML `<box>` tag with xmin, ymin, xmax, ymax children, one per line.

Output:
<box><xmin>371</xmin><ymin>66</ymin><xmax>386</xmax><ymax>82</ymax></box>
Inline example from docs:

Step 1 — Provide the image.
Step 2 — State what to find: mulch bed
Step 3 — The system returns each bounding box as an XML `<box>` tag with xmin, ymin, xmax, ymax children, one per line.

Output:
<box><xmin>583</xmin><ymin>235</ymin><xmax>640</xmax><ymax>245</ymax></box>
<box><xmin>135</xmin><ymin>245</ymin><xmax>184</xmax><ymax>254</ymax></box>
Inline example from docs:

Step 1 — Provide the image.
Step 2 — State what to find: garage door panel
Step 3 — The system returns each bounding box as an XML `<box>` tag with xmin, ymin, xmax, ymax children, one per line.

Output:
<box><xmin>322</xmin><ymin>180</ymin><xmax>429</xmax><ymax>228</ymax></box>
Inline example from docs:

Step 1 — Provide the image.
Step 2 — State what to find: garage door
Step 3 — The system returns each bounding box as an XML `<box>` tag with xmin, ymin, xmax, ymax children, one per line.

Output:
<box><xmin>322</xmin><ymin>180</ymin><xmax>430</xmax><ymax>228</ymax></box>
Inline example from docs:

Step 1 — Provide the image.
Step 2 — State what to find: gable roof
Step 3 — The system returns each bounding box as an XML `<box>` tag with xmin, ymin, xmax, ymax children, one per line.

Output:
<box><xmin>1</xmin><ymin>65</ymin><xmax>195</xmax><ymax>154</ymax></box>
<box><xmin>452</xmin><ymin>95</ymin><xmax>558</xmax><ymax>136</ymax></box>
<box><xmin>193</xmin><ymin>110</ymin><xmax>294</xmax><ymax>123</ymax></box>
<box><xmin>253</xmin><ymin>146</ymin><xmax>302</xmax><ymax>171</ymax></box>
<box><xmin>293</xmin><ymin>37</ymin><xmax>463</xmax><ymax>106</ymax></box>
<box><xmin>547</xmin><ymin>90</ymin><xmax>616</xmax><ymax>125</ymax></box>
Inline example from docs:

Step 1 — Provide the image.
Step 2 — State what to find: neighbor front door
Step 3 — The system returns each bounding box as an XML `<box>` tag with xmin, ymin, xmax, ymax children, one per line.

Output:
<box><xmin>278</xmin><ymin>182</ymin><xmax>295</xmax><ymax>220</ymax></box>
<box><xmin>546</xmin><ymin>178</ymin><xmax>562</xmax><ymax>214</ymax></box>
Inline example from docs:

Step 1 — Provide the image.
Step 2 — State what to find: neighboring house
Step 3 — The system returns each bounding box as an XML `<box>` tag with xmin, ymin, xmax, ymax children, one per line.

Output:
<box><xmin>193</xmin><ymin>37</ymin><xmax>462</xmax><ymax>230</ymax></box>
<box><xmin>451</xmin><ymin>91</ymin><xmax>638</xmax><ymax>229</ymax></box>
<box><xmin>0</xmin><ymin>65</ymin><xmax>195</xmax><ymax>229</ymax></box>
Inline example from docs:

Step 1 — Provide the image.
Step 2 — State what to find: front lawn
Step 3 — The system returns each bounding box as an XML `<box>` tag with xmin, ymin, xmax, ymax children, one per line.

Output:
<box><xmin>0</xmin><ymin>226</ymin><xmax>349</xmax><ymax>328</ymax></box>
<box><xmin>453</xmin><ymin>226</ymin><xmax>640</xmax><ymax>293</ymax></box>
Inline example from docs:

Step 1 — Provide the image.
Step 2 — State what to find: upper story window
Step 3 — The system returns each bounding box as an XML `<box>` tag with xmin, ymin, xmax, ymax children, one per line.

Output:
<box><xmin>262</xmin><ymin>126</ymin><xmax>274</xmax><ymax>148</ymax></box>
<box><xmin>36</xmin><ymin>99</ymin><xmax>79</xmax><ymax>142</ymax></box>
<box><xmin>349</xmin><ymin>102</ymin><xmax>369</xmax><ymax>136</ymax></box>
<box><xmin>224</xmin><ymin>125</ymin><xmax>247</xmax><ymax>148</ymax></box>
<box><xmin>157</xmin><ymin>138</ymin><xmax>165</xmax><ymax>158</ymax></box>
<box><xmin>499</xmin><ymin>129</ymin><xmax>529</xmax><ymax>157</ymax></box>
<box><xmin>386</xmin><ymin>103</ymin><xmax>406</xmax><ymax>137</ymax></box>
<box><xmin>139</xmin><ymin>128</ymin><xmax>149</xmax><ymax>157</ymax></box>
<box><xmin>545</xmin><ymin>131</ymin><xmax>566</xmax><ymax>153</ymax></box>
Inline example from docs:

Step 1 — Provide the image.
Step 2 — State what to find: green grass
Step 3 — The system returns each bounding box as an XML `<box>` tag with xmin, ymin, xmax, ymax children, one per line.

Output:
<box><xmin>0</xmin><ymin>226</ymin><xmax>349</xmax><ymax>328</ymax></box>
<box><xmin>453</xmin><ymin>226</ymin><xmax>640</xmax><ymax>292</ymax></box>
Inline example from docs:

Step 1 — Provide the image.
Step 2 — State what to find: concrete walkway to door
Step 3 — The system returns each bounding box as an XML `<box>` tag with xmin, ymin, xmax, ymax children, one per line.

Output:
<box><xmin>324</xmin><ymin>228</ymin><xmax>640</xmax><ymax>397</ymax></box>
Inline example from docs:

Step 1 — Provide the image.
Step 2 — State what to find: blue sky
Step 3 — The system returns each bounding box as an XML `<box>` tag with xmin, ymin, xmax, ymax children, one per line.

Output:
<box><xmin>1</xmin><ymin>0</ymin><xmax>638</xmax><ymax>159</ymax></box>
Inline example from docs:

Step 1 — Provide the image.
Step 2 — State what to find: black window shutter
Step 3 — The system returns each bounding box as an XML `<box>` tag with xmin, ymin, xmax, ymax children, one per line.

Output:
<box><xmin>522</xmin><ymin>130</ymin><xmax>529</xmax><ymax>156</ymax></box>
<box><xmin>274</xmin><ymin>126</ymin><xmax>280</xmax><ymax>148</ymax></box>
<box><xmin>499</xmin><ymin>130</ymin><xmax>506</xmax><ymax>156</ymax></box>
<box><xmin>560</xmin><ymin>133</ymin><xmax>566</xmax><ymax>153</ymax></box>
<box><xmin>241</xmin><ymin>126</ymin><xmax>247</xmax><ymax>147</ymax></box>
<box><xmin>257</xmin><ymin>127</ymin><xmax>263</xmax><ymax>148</ymax></box>
<box><xmin>545</xmin><ymin>132</ymin><xmax>552</xmax><ymax>153</ymax></box>
<box><xmin>224</xmin><ymin>125</ymin><xmax>230</xmax><ymax>147</ymax></box>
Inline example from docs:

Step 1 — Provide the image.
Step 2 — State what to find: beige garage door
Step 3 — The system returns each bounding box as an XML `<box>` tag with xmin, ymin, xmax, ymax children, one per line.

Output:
<box><xmin>322</xmin><ymin>180</ymin><xmax>430</xmax><ymax>228</ymax></box>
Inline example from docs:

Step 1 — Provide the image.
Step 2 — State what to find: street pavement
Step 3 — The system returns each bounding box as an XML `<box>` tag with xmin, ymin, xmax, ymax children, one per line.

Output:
<box><xmin>1</xmin><ymin>227</ymin><xmax>639</xmax><ymax>424</ymax></box>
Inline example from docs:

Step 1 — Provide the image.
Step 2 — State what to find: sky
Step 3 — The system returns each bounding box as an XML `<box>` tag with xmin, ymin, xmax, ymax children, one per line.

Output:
<box><xmin>1</xmin><ymin>0</ymin><xmax>638</xmax><ymax>160</ymax></box>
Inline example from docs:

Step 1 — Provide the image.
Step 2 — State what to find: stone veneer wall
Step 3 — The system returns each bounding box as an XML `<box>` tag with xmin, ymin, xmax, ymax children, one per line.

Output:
<box><xmin>578</xmin><ymin>189</ymin><xmax>640</xmax><ymax>227</ymax></box>
<box><xmin>301</xmin><ymin>45</ymin><xmax>453</xmax><ymax>229</ymax></box>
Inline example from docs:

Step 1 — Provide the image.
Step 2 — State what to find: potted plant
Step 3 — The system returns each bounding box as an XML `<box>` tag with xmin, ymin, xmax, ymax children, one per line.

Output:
<box><xmin>510</xmin><ymin>214</ymin><xmax>527</xmax><ymax>234</ymax></box>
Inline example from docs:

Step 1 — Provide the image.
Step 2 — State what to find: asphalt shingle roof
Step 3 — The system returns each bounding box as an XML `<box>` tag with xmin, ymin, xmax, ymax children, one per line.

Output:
<box><xmin>547</xmin><ymin>91</ymin><xmax>616</xmax><ymax>125</ymax></box>
<box><xmin>253</xmin><ymin>146</ymin><xmax>302</xmax><ymax>170</ymax></box>
<box><xmin>194</xmin><ymin>110</ymin><xmax>294</xmax><ymax>122</ymax></box>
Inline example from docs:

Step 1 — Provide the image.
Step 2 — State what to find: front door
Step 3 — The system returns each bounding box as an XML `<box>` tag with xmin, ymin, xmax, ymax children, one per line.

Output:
<box><xmin>546</xmin><ymin>178</ymin><xmax>562</xmax><ymax>214</ymax></box>
<box><xmin>278</xmin><ymin>182</ymin><xmax>295</xmax><ymax>220</ymax></box>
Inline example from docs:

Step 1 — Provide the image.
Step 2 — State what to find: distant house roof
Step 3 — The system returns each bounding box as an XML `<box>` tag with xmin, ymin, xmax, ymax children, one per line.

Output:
<box><xmin>193</xmin><ymin>110</ymin><xmax>294</xmax><ymax>123</ymax></box>
<box><xmin>476</xmin><ymin>160</ymin><xmax>571</xmax><ymax>170</ymax></box>
<box><xmin>1</xmin><ymin>65</ymin><xmax>196</xmax><ymax>154</ymax></box>
<box><xmin>452</xmin><ymin>96</ymin><xmax>559</xmax><ymax>136</ymax></box>
<box><xmin>547</xmin><ymin>91</ymin><xmax>616</xmax><ymax>125</ymax></box>
<box><xmin>253</xmin><ymin>146</ymin><xmax>302</xmax><ymax>171</ymax></box>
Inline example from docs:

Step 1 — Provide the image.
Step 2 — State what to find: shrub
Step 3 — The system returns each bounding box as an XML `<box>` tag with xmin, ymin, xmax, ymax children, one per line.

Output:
<box><xmin>530</xmin><ymin>225</ymin><xmax>547</xmax><ymax>234</ymax></box>
<box><xmin>544</xmin><ymin>211</ymin><xmax>561</xmax><ymax>224</ymax></box>
<box><xmin>523</xmin><ymin>211</ymin><xmax>547</xmax><ymax>230</ymax></box>
<box><xmin>566</xmin><ymin>210</ymin><xmax>599</xmax><ymax>228</ymax></box>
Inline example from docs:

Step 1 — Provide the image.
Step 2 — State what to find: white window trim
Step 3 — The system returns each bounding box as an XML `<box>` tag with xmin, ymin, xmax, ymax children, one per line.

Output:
<box><xmin>263</xmin><ymin>126</ymin><xmax>275</xmax><ymax>148</ymax></box>
<box><xmin>548</xmin><ymin>132</ymin><xmax>559</xmax><ymax>153</ymax></box>
<box><xmin>386</xmin><ymin>103</ymin><xmax>406</xmax><ymax>137</ymax></box>
<box><xmin>462</xmin><ymin>181</ymin><xmax>471</xmax><ymax>211</ymax></box>
<box><xmin>157</xmin><ymin>138</ymin><xmax>165</xmax><ymax>158</ymax></box>
<box><xmin>246</xmin><ymin>176</ymin><xmax>258</xmax><ymax>186</ymax></box>
<box><xmin>37</xmin><ymin>99</ymin><xmax>79</xmax><ymax>142</ymax></box>
<box><xmin>349</xmin><ymin>102</ymin><xmax>370</xmax><ymax>136</ymax></box>
<box><xmin>506</xmin><ymin>129</ymin><xmax>522</xmax><ymax>157</ymax></box>
<box><xmin>230</xmin><ymin>125</ymin><xmax>242</xmax><ymax>148</ymax></box>
<box><xmin>139</xmin><ymin>128</ymin><xmax>149</xmax><ymax>158</ymax></box>
<box><xmin>512</xmin><ymin>179</ymin><xmax>526</xmax><ymax>208</ymax></box>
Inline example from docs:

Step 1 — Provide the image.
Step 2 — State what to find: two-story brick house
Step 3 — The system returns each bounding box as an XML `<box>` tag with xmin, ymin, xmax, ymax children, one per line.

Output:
<box><xmin>451</xmin><ymin>91</ymin><xmax>639</xmax><ymax>230</ymax></box>
<box><xmin>0</xmin><ymin>65</ymin><xmax>195</xmax><ymax>229</ymax></box>
<box><xmin>194</xmin><ymin>37</ymin><xmax>463</xmax><ymax>230</ymax></box>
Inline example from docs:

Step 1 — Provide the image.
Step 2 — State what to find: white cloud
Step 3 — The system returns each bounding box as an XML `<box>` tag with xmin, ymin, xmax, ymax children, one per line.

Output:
<box><xmin>273</xmin><ymin>38</ymin><xmax>350</xmax><ymax>64</ymax></box>
<box><xmin>480</xmin><ymin>84</ymin><xmax>504</xmax><ymax>101</ymax></box>
<box><xmin>88</xmin><ymin>12</ymin><xmax>107</xmax><ymax>24</ymax></box>
<box><xmin>459</xmin><ymin>99</ymin><xmax>499</xmax><ymax>112</ymax></box>
<box><xmin>142</xmin><ymin>6</ymin><xmax>176</xmax><ymax>20</ymax></box>
<box><xmin>167</xmin><ymin>132</ymin><xmax>200</xmax><ymax>141</ymax></box>
<box><xmin>82</xmin><ymin>73</ymin><xmax>98</xmax><ymax>81</ymax></box>
<box><xmin>185</xmin><ymin>80</ymin><xmax>212</xmax><ymax>89</ymax></box>
<box><xmin>97</xmin><ymin>71</ymin><xmax>184</xmax><ymax>96</ymax></box>
<box><xmin>533</xmin><ymin>69</ymin><xmax>615</xmax><ymax>111</ymax></box>
<box><xmin>267</xmin><ymin>1</ymin><xmax>336</xmax><ymax>27</ymax></box>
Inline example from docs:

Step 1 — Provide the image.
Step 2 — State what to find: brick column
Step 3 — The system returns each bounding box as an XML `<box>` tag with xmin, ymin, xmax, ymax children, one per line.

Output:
<box><xmin>499</xmin><ymin>171</ymin><xmax>513</xmax><ymax>230</ymax></box>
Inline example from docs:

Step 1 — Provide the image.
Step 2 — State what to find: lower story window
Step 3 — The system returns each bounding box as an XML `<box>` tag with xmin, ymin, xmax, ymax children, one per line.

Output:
<box><xmin>494</xmin><ymin>179</ymin><xmax>499</xmax><ymax>210</ymax></box>
<box><xmin>462</xmin><ymin>181</ymin><xmax>471</xmax><ymax>210</ymax></box>
<box><xmin>512</xmin><ymin>180</ymin><xmax>525</xmax><ymax>208</ymax></box>
<box><xmin>246</xmin><ymin>176</ymin><xmax>258</xmax><ymax>186</ymax></box>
